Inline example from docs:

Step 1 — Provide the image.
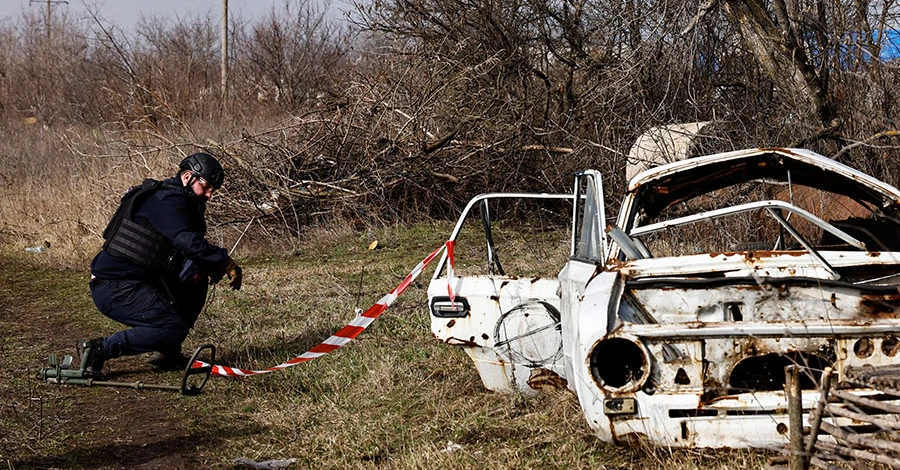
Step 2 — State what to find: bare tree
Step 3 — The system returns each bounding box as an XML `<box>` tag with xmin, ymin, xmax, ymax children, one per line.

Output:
<box><xmin>232</xmin><ymin>1</ymin><xmax>348</xmax><ymax>110</ymax></box>
<box><xmin>717</xmin><ymin>0</ymin><xmax>834</xmax><ymax>126</ymax></box>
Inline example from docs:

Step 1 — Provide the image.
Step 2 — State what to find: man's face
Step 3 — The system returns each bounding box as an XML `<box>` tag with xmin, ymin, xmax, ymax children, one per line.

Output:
<box><xmin>182</xmin><ymin>171</ymin><xmax>216</xmax><ymax>200</ymax></box>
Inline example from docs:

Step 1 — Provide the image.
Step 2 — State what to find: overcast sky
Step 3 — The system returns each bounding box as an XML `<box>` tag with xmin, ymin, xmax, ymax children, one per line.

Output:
<box><xmin>0</xmin><ymin>0</ymin><xmax>348</xmax><ymax>30</ymax></box>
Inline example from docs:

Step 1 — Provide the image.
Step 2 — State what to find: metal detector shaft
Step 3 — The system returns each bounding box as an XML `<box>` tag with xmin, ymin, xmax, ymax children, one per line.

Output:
<box><xmin>46</xmin><ymin>377</ymin><xmax>182</xmax><ymax>392</ymax></box>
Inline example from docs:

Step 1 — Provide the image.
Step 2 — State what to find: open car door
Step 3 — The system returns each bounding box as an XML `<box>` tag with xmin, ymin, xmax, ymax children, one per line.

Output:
<box><xmin>428</xmin><ymin>171</ymin><xmax>608</xmax><ymax>393</ymax></box>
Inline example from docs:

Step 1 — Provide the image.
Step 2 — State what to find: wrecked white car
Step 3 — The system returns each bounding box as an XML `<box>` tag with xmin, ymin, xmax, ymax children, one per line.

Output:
<box><xmin>427</xmin><ymin>147</ymin><xmax>900</xmax><ymax>448</ymax></box>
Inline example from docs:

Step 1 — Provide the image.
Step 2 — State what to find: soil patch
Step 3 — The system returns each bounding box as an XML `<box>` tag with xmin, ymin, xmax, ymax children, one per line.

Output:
<box><xmin>0</xmin><ymin>255</ymin><xmax>234</xmax><ymax>469</ymax></box>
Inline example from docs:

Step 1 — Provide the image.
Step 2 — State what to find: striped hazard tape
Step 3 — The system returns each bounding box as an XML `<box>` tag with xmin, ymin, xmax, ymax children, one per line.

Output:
<box><xmin>195</xmin><ymin>240</ymin><xmax>455</xmax><ymax>377</ymax></box>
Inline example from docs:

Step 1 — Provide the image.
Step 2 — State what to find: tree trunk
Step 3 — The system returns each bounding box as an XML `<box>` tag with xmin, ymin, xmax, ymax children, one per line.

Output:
<box><xmin>722</xmin><ymin>0</ymin><xmax>834</xmax><ymax>127</ymax></box>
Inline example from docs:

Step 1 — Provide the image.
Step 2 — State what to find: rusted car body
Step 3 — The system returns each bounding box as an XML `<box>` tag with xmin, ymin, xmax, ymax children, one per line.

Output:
<box><xmin>428</xmin><ymin>147</ymin><xmax>900</xmax><ymax>448</ymax></box>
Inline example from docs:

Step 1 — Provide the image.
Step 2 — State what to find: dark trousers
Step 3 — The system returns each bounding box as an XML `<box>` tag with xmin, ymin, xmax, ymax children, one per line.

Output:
<box><xmin>90</xmin><ymin>279</ymin><xmax>206</xmax><ymax>359</ymax></box>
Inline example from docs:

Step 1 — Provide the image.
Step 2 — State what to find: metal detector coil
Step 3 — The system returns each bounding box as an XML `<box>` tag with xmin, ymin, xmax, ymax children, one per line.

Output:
<box><xmin>181</xmin><ymin>343</ymin><xmax>215</xmax><ymax>396</ymax></box>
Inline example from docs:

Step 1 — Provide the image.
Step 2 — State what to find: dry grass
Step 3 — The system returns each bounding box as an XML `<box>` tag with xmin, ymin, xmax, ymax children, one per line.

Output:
<box><xmin>0</xmin><ymin>124</ymin><xmax>197</xmax><ymax>267</ymax></box>
<box><xmin>0</xmin><ymin>119</ymin><xmax>298</xmax><ymax>267</ymax></box>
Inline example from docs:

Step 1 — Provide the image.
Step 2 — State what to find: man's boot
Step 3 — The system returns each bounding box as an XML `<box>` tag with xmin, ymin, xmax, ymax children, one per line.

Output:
<box><xmin>77</xmin><ymin>338</ymin><xmax>106</xmax><ymax>378</ymax></box>
<box><xmin>147</xmin><ymin>350</ymin><xmax>190</xmax><ymax>371</ymax></box>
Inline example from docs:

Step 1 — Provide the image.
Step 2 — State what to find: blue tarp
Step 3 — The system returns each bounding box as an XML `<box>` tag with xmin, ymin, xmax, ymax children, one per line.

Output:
<box><xmin>878</xmin><ymin>29</ymin><xmax>900</xmax><ymax>61</ymax></box>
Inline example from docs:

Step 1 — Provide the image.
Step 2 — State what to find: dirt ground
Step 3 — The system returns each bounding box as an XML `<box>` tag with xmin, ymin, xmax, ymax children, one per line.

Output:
<box><xmin>0</xmin><ymin>255</ymin><xmax>244</xmax><ymax>469</ymax></box>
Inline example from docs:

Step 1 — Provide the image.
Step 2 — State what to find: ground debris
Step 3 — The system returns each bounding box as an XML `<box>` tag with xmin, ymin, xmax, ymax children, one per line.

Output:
<box><xmin>233</xmin><ymin>457</ymin><xmax>297</xmax><ymax>469</ymax></box>
<box><xmin>440</xmin><ymin>441</ymin><xmax>463</xmax><ymax>453</ymax></box>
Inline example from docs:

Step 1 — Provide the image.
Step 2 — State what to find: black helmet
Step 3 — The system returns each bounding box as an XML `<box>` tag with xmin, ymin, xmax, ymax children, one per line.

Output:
<box><xmin>179</xmin><ymin>152</ymin><xmax>224</xmax><ymax>189</ymax></box>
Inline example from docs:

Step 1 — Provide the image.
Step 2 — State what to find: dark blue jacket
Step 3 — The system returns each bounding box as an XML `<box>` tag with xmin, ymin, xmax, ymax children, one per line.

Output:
<box><xmin>91</xmin><ymin>177</ymin><xmax>229</xmax><ymax>283</ymax></box>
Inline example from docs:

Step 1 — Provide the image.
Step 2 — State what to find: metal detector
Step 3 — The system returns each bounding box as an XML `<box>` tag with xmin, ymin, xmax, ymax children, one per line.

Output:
<box><xmin>37</xmin><ymin>344</ymin><xmax>216</xmax><ymax>396</ymax></box>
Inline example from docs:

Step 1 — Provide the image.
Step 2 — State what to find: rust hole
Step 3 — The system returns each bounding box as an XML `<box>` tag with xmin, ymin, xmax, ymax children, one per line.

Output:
<box><xmin>883</xmin><ymin>336</ymin><xmax>900</xmax><ymax>357</ymax></box>
<box><xmin>590</xmin><ymin>337</ymin><xmax>647</xmax><ymax>391</ymax></box>
<box><xmin>776</xmin><ymin>422</ymin><xmax>788</xmax><ymax>435</ymax></box>
<box><xmin>729</xmin><ymin>353</ymin><xmax>830</xmax><ymax>391</ymax></box>
<box><xmin>854</xmin><ymin>338</ymin><xmax>874</xmax><ymax>359</ymax></box>
<box><xmin>726</xmin><ymin>303</ymin><xmax>743</xmax><ymax>321</ymax></box>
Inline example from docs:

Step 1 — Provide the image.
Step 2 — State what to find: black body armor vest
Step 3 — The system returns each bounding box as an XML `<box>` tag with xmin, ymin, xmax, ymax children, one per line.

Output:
<box><xmin>101</xmin><ymin>179</ymin><xmax>181</xmax><ymax>272</ymax></box>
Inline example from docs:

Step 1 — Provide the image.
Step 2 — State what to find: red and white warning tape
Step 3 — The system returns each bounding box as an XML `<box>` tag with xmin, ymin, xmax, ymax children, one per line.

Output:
<box><xmin>196</xmin><ymin>240</ymin><xmax>455</xmax><ymax>377</ymax></box>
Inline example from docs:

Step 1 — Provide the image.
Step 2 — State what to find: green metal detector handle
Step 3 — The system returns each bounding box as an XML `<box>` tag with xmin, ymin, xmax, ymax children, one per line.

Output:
<box><xmin>180</xmin><ymin>343</ymin><xmax>215</xmax><ymax>396</ymax></box>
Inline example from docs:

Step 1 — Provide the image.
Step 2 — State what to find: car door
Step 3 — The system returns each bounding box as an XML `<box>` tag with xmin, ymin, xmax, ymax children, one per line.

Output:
<box><xmin>429</xmin><ymin>174</ymin><xmax>608</xmax><ymax>393</ymax></box>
